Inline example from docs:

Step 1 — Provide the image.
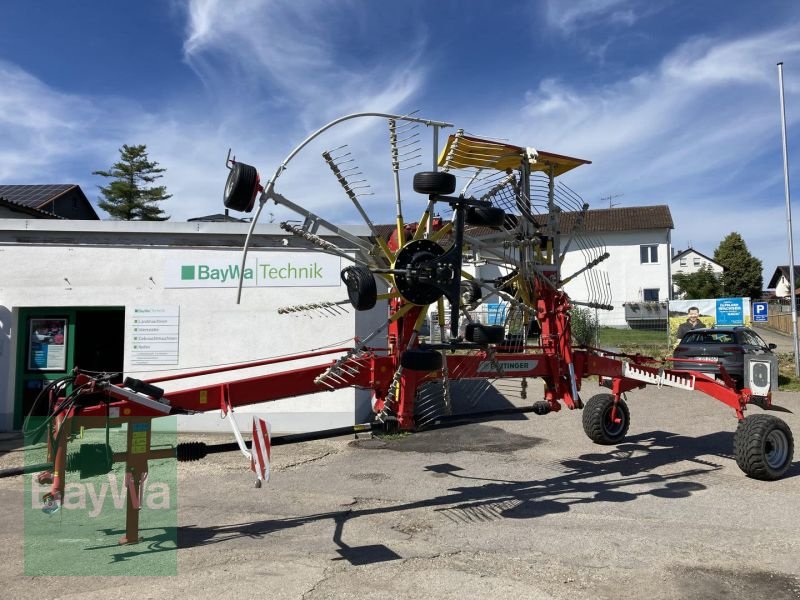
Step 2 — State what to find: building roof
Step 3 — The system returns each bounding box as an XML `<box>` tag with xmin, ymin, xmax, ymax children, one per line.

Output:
<box><xmin>0</xmin><ymin>196</ymin><xmax>63</xmax><ymax>219</ymax></box>
<box><xmin>187</xmin><ymin>213</ymin><xmax>248</xmax><ymax>223</ymax></box>
<box><xmin>767</xmin><ymin>266</ymin><xmax>800</xmax><ymax>289</ymax></box>
<box><xmin>375</xmin><ymin>205</ymin><xmax>673</xmax><ymax>241</ymax></box>
<box><xmin>556</xmin><ymin>205</ymin><xmax>673</xmax><ymax>233</ymax></box>
<box><xmin>0</xmin><ymin>184</ymin><xmax>76</xmax><ymax>209</ymax></box>
<box><xmin>671</xmin><ymin>247</ymin><xmax>723</xmax><ymax>268</ymax></box>
<box><xmin>0</xmin><ymin>184</ymin><xmax>98</xmax><ymax>219</ymax></box>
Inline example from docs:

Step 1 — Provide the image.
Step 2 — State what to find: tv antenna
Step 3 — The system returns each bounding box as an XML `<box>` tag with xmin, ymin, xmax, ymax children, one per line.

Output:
<box><xmin>601</xmin><ymin>193</ymin><xmax>623</xmax><ymax>208</ymax></box>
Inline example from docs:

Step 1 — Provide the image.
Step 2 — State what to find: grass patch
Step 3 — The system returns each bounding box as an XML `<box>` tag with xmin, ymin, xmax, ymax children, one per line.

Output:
<box><xmin>777</xmin><ymin>353</ymin><xmax>800</xmax><ymax>391</ymax></box>
<box><xmin>597</xmin><ymin>327</ymin><xmax>667</xmax><ymax>348</ymax></box>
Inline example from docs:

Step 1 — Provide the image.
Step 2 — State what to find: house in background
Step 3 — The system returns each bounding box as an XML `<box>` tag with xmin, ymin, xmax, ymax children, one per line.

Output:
<box><xmin>670</xmin><ymin>247</ymin><xmax>724</xmax><ymax>298</ymax></box>
<box><xmin>767</xmin><ymin>266</ymin><xmax>800</xmax><ymax>298</ymax></box>
<box><xmin>0</xmin><ymin>185</ymin><xmax>99</xmax><ymax>220</ymax></box>
<box><xmin>557</xmin><ymin>205</ymin><xmax>674</xmax><ymax>327</ymax></box>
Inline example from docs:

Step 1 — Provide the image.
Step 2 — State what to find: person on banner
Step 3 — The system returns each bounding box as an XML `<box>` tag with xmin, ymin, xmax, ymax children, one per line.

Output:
<box><xmin>676</xmin><ymin>306</ymin><xmax>706</xmax><ymax>340</ymax></box>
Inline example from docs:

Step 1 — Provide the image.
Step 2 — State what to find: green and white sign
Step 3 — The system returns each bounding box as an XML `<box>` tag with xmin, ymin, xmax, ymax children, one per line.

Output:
<box><xmin>164</xmin><ymin>251</ymin><xmax>341</xmax><ymax>288</ymax></box>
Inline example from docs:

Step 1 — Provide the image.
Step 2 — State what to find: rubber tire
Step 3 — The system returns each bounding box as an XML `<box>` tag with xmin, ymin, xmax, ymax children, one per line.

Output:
<box><xmin>466</xmin><ymin>205</ymin><xmax>506</xmax><ymax>227</ymax></box>
<box><xmin>224</xmin><ymin>162</ymin><xmax>259</xmax><ymax>212</ymax></box>
<box><xmin>464</xmin><ymin>323</ymin><xmax>505</xmax><ymax>345</ymax></box>
<box><xmin>413</xmin><ymin>171</ymin><xmax>456</xmax><ymax>195</ymax></box>
<box><xmin>340</xmin><ymin>266</ymin><xmax>377</xmax><ymax>310</ymax></box>
<box><xmin>582</xmin><ymin>394</ymin><xmax>630</xmax><ymax>445</ymax></box>
<box><xmin>460</xmin><ymin>280</ymin><xmax>482</xmax><ymax>307</ymax></box>
<box><xmin>400</xmin><ymin>349</ymin><xmax>443</xmax><ymax>372</ymax></box>
<box><xmin>734</xmin><ymin>414</ymin><xmax>794</xmax><ymax>480</ymax></box>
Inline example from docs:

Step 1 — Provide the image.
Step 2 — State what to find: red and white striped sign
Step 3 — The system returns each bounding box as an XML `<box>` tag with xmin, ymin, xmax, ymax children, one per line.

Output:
<box><xmin>250</xmin><ymin>417</ymin><xmax>272</xmax><ymax>483</ymax></box>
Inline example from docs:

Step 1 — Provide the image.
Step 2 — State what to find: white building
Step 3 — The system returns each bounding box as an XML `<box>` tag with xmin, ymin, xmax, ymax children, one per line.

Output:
<box><xmin>671</xmin><ymin>248</ymin><xmax>724</xmax><ymax>298</ymax></box>
<box><xmin>555</xmin><ymin>205</ymin><xmax>674</xmax><ymax>326</ymax></box>
<box><xmin>0</xmin><ymin>219</ymin><xmax>385</xmax><ymax>433</ymax></box>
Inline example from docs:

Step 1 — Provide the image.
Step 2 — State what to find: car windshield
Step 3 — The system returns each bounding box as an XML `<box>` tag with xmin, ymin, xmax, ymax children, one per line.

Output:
<box><xmin>682</xmin><ymin>331</ymin><xmax>736</xmax><ymax>344</ymax></box>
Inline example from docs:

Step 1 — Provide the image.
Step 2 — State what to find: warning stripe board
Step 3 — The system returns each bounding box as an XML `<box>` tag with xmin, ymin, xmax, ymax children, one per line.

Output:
<box><xmin>250</xmin><ymin>418</ymin><xmax>272</xmax><ymax>483</ymax></box>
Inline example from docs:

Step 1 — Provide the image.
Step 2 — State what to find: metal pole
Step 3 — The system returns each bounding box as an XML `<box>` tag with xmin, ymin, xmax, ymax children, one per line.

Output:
<box><xmin>778</xmin><ymin>62</ymin><xmax>800</xmax><ymax>376</ymax></box>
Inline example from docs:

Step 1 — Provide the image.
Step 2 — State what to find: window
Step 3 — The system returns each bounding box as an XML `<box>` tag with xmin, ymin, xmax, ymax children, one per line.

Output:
<box><xmin>679</xmin><ymin>258</ymin><xmax>687</xmax><ymax>266</ymax></box>
<box><xmin>643</xmin><ymin>288</ymin><xmax>659</xmax><ymax>302</ymax></box>
<box><xmin>640</xmin><ymin>245</ymin><xmax>658</xmax><ymax>264</ymax></box>
<box><xmin>693</xmin><ymin>257</ymin><xmax>701</xmax><ymax>267</ymax></box>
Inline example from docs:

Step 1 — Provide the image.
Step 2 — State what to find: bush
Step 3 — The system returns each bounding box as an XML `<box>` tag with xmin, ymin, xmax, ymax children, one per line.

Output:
<box><xmin>571</xmin><ymin>306</ymin><xmax>599</xmax><ymax>346</ymax></box>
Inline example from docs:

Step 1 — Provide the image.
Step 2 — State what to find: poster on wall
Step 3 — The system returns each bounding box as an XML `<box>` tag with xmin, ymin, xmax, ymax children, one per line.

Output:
<box><xmin>127</xmin><ymin>306</ymin><xmax>180</xmax><ymax>365</ymax></box>
<box><xmin>28</xmin><ymin>318</ymin><xmax>67</xmax><ymax>371</ymax></box>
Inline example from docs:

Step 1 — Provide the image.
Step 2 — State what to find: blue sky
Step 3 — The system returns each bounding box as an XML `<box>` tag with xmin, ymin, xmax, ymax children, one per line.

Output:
<box><xmin>1</xmin><ymin>0</ymin><xmax>799</xmax><ymax>286</ymax></box>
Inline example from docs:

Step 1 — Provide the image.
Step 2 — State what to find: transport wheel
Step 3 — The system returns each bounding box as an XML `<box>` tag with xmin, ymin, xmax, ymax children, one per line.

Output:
<box><xmin>734</xmin><ymin>414</ymin><xmax>794</xmax><ymax>480</ymax></box>
<box><xmin>582</xmin><ymin>394</ymin><xmax>630</xmax><ymax>445</ymax></box>
<box><xmin>464</xmin><ymin>323</ymin><xmax>505</xmax><ymax>344</ymax></box>
<box><xmin>223</xmin><ymin>162</ymin><xmax>259</xmax><ymax>212</ymax></box>
<box><xmin>340</xmin><ymin>266</ymin><xmax>377</xmax><ymax>310</ymax></box>
<box><xmin>413</xmin><ymin>171</ymin><xmax>456</xmax><ymax>195</ymax></box>
<box><xmin>466</xmin><ymin>205</ymin><xmax>506</xmax><ymax>227</ymax></box>
<box><xmin>400</xmin><ymin>349</ymin><xmax>443</xmax><ymax>372</ymax></box>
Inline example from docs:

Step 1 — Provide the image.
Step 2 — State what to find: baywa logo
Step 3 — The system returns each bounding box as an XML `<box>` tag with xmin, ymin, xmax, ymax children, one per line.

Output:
<box><xmin>30</xmin><ymin>473</ymin><xmax>172</xmax><ymax>517</ymax></box>
<box><xmin>24</xmin><ymin>418</ymin><xmax>177</xmax><ymax>576</ymax></box>
<box><xmin>180</xmin><ymin>262</ymin><xmax>325</xmax><ymax>283</ymax></box>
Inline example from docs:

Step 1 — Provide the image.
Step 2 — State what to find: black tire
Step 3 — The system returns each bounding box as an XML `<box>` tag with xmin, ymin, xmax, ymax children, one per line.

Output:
<box><xmin>734</xmin><ymin>414</ymin><xmax>794</xmax><ymax>480</ymax></box>
<box><xmin>413</xmin><ymin>171</ymin><xmax>456</xmax><ymax>195</ymax></box>
<box><xmin>464</xmin><ymin>323</ymin><xmax>505</xmax><ymax>345</ymax></box>
<box><xmin>340</xmin><ymin>266</ymin><xmax>377</xmax><ymax>310</ymax></box>
<box><xmin>466</xmin><ymin>205</ymin><xmax>506</xmax><ymax>227</ymax></box>
<box><xmin>223</xmin><ymin>162</ymin><xmax>259</xmax><ymax>212</ymax></box>
<box><xmin>582</xmin><ymin>394</ymin><xmax>630</xmax><ymax>445</ymax></box>
<box><xmin>460</xmin><ymin>280</ymin><xmax>482</xmax><ymax>307</ymax></box>
<box><xmin>400</xmin><ymin>349</ymin><xmax>443</xmax><ymax>372</ymax></box>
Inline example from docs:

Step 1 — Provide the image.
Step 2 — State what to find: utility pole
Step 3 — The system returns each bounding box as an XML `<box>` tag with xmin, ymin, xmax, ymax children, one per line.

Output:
<box><xmin>778</xmin><ymin>62</ymin><xmax>799</xmax><ymax>376</ymax></box>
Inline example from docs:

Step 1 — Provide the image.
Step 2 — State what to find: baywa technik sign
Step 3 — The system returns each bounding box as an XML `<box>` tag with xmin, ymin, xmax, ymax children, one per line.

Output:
<box><xmin>164</xmin><ymin>251</ymin><xmax>341</xmax><ymax>288</ymax></box>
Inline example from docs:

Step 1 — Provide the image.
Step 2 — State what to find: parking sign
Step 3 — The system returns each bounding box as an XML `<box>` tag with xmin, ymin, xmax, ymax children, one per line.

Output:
<box><xmin>753</xmin><ymin>301</ymin><xmax>768</xmax><ymax>323</ymax></box>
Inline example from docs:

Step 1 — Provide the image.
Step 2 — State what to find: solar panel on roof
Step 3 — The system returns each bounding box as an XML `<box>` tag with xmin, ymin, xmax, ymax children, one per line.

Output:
<box><xmin>0</xmin><ymin>184</ymin><xmax>74</xmax><ymax>208</ymax></box>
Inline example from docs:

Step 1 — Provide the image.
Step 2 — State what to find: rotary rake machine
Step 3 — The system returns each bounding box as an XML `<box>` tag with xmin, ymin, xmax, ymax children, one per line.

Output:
<box><xmin>21</xmin><ymin>112</ymin><xmax>794</xmax><ymax>545</ymax></box>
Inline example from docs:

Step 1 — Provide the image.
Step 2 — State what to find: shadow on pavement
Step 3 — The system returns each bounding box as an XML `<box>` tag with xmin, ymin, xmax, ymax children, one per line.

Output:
<box><xmin>83</xmin><ymin>426</ymin><xmax>800</xmax><ymax>567</ymax></box>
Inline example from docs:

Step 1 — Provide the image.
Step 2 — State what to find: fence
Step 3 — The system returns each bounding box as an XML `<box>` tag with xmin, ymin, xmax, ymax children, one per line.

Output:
<box><xmin>765</xmin><ymin>299</ymin><xmax>799</xmax><ymax>336</ymax></box>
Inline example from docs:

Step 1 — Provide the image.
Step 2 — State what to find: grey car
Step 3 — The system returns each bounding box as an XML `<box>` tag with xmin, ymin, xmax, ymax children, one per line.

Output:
<box><xmin>672</xmin><ymin>327</ymin><xmax>777</xmax><ymax>387</ymax></box>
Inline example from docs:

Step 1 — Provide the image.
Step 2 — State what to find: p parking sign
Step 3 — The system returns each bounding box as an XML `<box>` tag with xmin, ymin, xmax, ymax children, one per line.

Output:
<box><xmin>753</xmin><ymin>301</ymin><xmax>769</xmax><ymax>323</ymax></box>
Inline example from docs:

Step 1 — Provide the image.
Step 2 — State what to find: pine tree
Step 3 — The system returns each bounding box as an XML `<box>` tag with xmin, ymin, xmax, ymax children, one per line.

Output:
<box><xmin>713</xmin><ymin>232</ymin><xmax>763</xmax><ymax>298</ymax></box>
<box><xmin>673</xmin><ymin>263</ymin><xmax>723</xmax><ymax>299</ymax></box>
<box><xmin>94</xmin><ymin>144</ymin><xmax>171</xmax><ymax>220</ymax></box>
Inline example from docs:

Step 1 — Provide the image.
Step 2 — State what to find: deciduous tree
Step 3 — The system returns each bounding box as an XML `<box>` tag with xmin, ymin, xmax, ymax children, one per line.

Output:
<box><xmin>673</xmin><ymin>264</ymin><xmax>723</xmax><ymax>299</ymax></box>
<box><xmin>714</xmin><ymin>232</ymin><xmax>763</xmax><ymax>298</ymax></box>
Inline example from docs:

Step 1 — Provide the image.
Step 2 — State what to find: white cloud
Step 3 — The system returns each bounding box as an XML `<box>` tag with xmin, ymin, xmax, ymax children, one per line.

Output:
<box><xmin>544</xmin><ymin>0</ymin><xmax>649</xmax><ymax>34</ymax></box>
<box><xmin>453</xmin><ymin>25</ymin><xmax>800</xmax><ymax>282</ymax></box>
<box><xmin>181</xmin><ymin>0</ymin><xmax>427</xmax><ymax>126</ymax></box>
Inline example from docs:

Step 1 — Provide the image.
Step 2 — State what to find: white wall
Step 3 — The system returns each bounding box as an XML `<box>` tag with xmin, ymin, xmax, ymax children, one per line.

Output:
<box><xmin>0</xmin><ymin>220</ymin><xmax>385</xmax><ymax>433</ymax></box>
<box><xmin>560</xmin><ymin>229</ymin><xmax>671</xmax><ymax>326</ymax></box>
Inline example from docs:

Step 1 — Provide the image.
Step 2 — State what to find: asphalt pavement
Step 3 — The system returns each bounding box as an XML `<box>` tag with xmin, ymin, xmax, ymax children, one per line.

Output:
<box><xmin>1</xmin><ymin>380</ymin><xmax>799</xmax><ymax>599</ymax></box>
